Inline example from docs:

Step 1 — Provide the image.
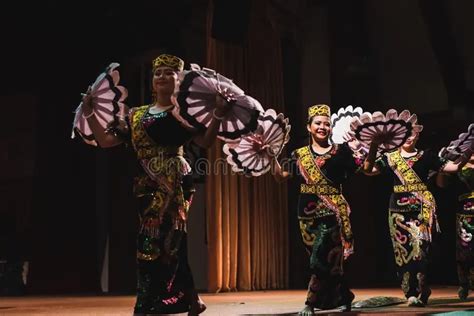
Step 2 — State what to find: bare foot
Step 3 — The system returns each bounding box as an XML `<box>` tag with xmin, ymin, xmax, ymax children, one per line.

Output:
<box><xmin>407</xmin><ymin>296</ymin><xmax>425</xmax><ymax>307</ymax></box>
<box><xmin>298</xmin><ymin>305</ymin><xmax>314</xmax><ymax>316</ymax></box>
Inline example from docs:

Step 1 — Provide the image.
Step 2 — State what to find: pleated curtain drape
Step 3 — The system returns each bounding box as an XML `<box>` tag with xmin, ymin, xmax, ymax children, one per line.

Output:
<box><xmin>205</xmin><ymin>0</ymin><xmax>289</xmax><ymax>292</ymax></box>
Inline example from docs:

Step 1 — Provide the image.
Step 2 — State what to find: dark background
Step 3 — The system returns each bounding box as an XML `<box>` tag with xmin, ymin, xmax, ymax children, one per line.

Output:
<box><xmin>0</xmin><ymin>0</ymin><xmax>473</xmax><ymax>295</ymax></box>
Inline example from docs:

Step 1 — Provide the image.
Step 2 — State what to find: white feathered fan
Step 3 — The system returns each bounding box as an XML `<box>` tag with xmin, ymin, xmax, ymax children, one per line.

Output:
<box><xmin>349</xmin><ymin>109</ymin><xmax>423</xmax><ymax>154</ymax></box>
<box><xmin>330</xmin><ymin>105</ymin><xmax>368</xmax><ymax>155</ymax></box>
<box><xmin>171</xmin><ymin>64</ymin><xmax>264</xmax><ymax>142</ymax></box>
<box><xmin>331</xmin><ymin>105</ymin><xmax>364</xmax><ymax>144</ymax></box>
<box><xmin>223</xmin><ymin>109</ymin><xmax>291</xmax><ymax>177</ymax></box>
<box><xmin>439</xmin><ymin>123</ymin><xmax>474</xmax><ymax>163</ymax></box>
<box><xmin>72</xmin><ymin>62</ymin><xmax>129</xmax><ymax>146</ymax></box>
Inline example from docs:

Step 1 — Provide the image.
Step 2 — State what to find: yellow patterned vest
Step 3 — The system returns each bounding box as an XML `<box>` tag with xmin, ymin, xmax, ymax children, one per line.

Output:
<box><xmin>295</xmin><ymin>146</ymin><xmax>354</xmax><ymax>259</ymax></box>
<box><xmin>129</xmin><ymin>105</ymin><xmax>191</xmax><ymax>226</ymax></box>
<box><xmin>386</xmin><ymin>150</ymin><xmax>438</xmax><ymax>240</ymax></box>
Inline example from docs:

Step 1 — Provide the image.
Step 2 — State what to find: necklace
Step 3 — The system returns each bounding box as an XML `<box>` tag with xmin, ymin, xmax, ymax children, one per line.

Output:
<box><xmin>311</xmin><ymin>143</ymin><xmax>333</xmax><ymax>155</ymax></box>
<box><xmin>309</xmin><ymin>144</ymin><xmax>337</xmax><ymax>168</ymax></box>
<box><xmin>401</xmin><ymin>149</ymin><xmax>418</xmax><ymax>158</ymax></box>
<box><xmin>149</xmin><ymin>104</ymin><xmax>174</xmax><ymax>114</ymax></box>
<box><xmin>401</xmin><ymin>149</ymin><xmax>423</xmax><ymax>168</ymax></box>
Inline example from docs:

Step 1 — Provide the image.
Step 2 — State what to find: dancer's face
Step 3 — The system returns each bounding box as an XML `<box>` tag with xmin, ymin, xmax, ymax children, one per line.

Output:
<box><xmin>152</xmin><ymin>66</ymin><xmax>178</xmax><ymax>96</ymax></box>
<box><xmin>308</xmin><ymin>115</ymin><xmax>331</xmax><ymax>142</ymax></box>
<box><xmin>402</xmin><ymin>133</ymin><xmax>419</xmax><ymax>151</ymax></box>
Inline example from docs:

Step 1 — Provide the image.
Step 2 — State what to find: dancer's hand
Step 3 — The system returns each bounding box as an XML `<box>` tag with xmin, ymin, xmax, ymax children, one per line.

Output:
<box><xmin>214</xmin><ymin>93</ymin><xmax>232</xmax><ymax>118</ymax></box>
<box><xmin>298</xmin><ymin>305</ymin><xmax>315</xmax><ymax>316</ymax></box>
<box><xmin>371</xmin><ymin>134</ymin><xmax>384</xmax><ymax>145</ymax></box>
<box><xmin>215</xmin><ymin>93</ymin><xmax>226</xmax><ymax>108</ymax></box>
<box><xmin>342</xmin><ymin>131</ymin><xmax>355</xmax><ymax>143</ymax></box>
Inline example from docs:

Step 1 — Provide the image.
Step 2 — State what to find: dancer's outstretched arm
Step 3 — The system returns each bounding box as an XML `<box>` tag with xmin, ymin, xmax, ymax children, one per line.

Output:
<box><xmin>440</xmin><ymin>159</ymin><xmax>469</xmax><ymax>173</ymax></box>
<box><xmin>437</xmin><ymin>152</ymin><xmax>473</xmax><ymax>186</ymax></box>
<box><xmin>362</xmin><ymin>140</ymin><xmax>381</xmax><ymax>176</ymax></box>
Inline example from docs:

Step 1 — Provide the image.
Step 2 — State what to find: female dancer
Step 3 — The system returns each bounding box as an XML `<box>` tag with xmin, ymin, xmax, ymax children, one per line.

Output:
<box><xmin>437</xmin><ymin>153</ymin><xmax>474</xmax><ymax>299</ymax></box>
<box><xmin>273</xmin><ymin>104</ymin><xmax>361</xmax><ymax>315</ymax></box>
<box><xmin>81</xmin><ymin>54</ymin><xmax>230</xmax><ymax>315</ymax></box>
<box><xmin>364</xmin><ymin>131</ymin><xmax>461</xmax><ymax>306</ymax></box>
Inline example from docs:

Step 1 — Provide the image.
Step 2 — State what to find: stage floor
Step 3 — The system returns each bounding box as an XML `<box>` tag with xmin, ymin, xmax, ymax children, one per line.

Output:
<box><xmin>1</xmin><ymin>286</ymin><xmax>474</xmax><ymax>315</ymax></box>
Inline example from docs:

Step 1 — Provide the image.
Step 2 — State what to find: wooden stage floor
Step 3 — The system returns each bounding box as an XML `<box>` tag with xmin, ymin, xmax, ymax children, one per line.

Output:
<box><xmin>1</xmin><ymin>286</ymin><xmax>474</xmax><ymax>315</ymax></box>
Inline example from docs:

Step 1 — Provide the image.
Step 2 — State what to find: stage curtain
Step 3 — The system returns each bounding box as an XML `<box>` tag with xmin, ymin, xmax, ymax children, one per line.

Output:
<box><xmin>205</xmin><ymin>0</ymin><xmax>289</xmax><ymax>292</ymax></box>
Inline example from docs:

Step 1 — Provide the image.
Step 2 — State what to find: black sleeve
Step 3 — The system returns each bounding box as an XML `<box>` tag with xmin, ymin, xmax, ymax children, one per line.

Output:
<box><xmin>178</xmin><ymin>125</ymin><xmax>198</xmax><ymax>146</ymax></box>
<box><xmin>425</xmin><ymin>149</ymin><xmax>447</xmax><ymax>172</ymax></box>
<box><xmin>340</xmin><ymin>143</ymin><xmax>362</xmax><ymax>174</ymax></box>
<box><xmin>105</xmin><ymin>115</ymin><xmax>132</xmax><ymax>145</ymax></box>
<box><xmin>375</xmin><ymin>154</ymin><xmax>389</xmax><ymax>174</ymax></box>
<box><xmin>185</xmin><ymin>127</ymin><xmax>203</xmax><ymax>146</ymax></box>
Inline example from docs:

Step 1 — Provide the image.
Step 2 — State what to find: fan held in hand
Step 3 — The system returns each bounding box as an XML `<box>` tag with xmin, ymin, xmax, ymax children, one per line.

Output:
<box><xmin>331</xmin><ymin>105</ymin><xmax>364</xmax><ymax>144</ymax></box>
<box><xmin>349</xmin><ymin>109</ymin><xmax>423</xmax><ymax>154</ymax></box>
<box><xmin>171</xmin><ymin>64</ymin><xmax>264</xmax><ymax>142</ymax></box>
<box><xmin>223</xmin><ymin>109</ymin><xmax>291</xmax><ymax>177</ymax></box>
<box><xmin>72</xmin><ymin>62</ymin><xmax>129</xmax><ymax>146</ymax></box>
<box><xmin>439</xmin><ymin>123</ymin><xmax>474</xmax><ymax>163</ymax></box>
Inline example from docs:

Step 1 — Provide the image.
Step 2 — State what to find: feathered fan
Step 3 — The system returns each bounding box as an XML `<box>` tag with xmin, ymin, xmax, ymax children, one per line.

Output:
<box><xmin>331</xmin><ymin>105</ymin><xmax>368</xmax><ymax>156</ymax></box>
<box><xmin>223</xmin><ymin>109</ymin><xmax>291</xmax><ymax>177</ymax></box>
<box><xmin>349</xmin><ymin>109</ymin><xmax>423</xmax><ymax>154</ymax></box>
<box><xmin>331</xmin><ymin>105</ymin><xmax>364</xmax><ymax>144</ymax></box>
<box><xmin>171</xmin><ymin>64</ymin><xmax>264</xmax><ymax>142</ymax></box>
<box><xmin>72</xmin><ymin>62</ymin><xmax>129</xmax><ymax>146</ymax></box>
<box><xmin>439</xmin><ymin>123</ymin><xmax>474</xmax><ymax>163</ymax></box>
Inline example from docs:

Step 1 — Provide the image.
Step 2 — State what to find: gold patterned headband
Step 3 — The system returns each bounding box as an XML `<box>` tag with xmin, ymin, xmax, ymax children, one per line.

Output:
<box><xmin>152</xmin><ymin>54</ymin><xmax>184</xmax><ymax>72</ymax></box>
<box><xmin>308</xmin><ymin>104</ymin><xmax>331</xmax><ymax>118</ymax></box>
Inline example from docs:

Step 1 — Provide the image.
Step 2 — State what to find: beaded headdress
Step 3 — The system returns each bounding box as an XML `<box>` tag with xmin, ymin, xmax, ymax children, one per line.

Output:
<box><xmin>152</xmin><ymin>54</ymin><xmax>184</xmax><ymax>72</ymax></box>
<box><xmin>308</xmin><ymin>104</ymin><xmax>331</xmax><ymax>118</ymax></box>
